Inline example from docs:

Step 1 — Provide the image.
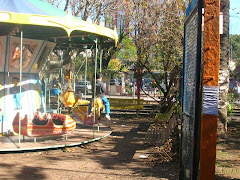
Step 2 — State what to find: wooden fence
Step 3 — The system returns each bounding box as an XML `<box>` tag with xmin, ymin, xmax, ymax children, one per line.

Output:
<box><xmin>144</xmin><ymin>113</ymin><xmax>179</xmax><ymax>146</ymax></box>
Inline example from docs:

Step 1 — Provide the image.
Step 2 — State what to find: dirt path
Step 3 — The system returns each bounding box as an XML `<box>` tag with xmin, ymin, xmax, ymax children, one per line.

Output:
<box><xmin>0</xmin><ymin>115</ymin><xmax>238</xmax><ymax>180</ymax></box>
<box><xmin>216</xmin><ymin>117</ymin><xmax>240</xmax><ymax>179</ymax></box>
<box><xmin>0</xmin><ymin>116</ymin><xmax>179</xmax><ymax>180</ymax></box>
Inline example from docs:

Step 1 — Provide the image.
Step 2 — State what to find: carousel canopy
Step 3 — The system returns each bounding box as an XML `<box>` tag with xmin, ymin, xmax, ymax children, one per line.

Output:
<box><xmin>0</xmin><ymin>0</ymin><xmax>118</xmax><ymax>49</ymax></box>
<box><xmin>0</xmin><ymin>0</ymin><xmax>67</xmax><ymax>16</ymax></box>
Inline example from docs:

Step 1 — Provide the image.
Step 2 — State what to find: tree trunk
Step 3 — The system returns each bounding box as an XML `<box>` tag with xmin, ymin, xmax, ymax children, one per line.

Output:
<box><xmin>218</xmin><ymin>0</ymin><xmax>229</xmax><ymax>137</ymax></box>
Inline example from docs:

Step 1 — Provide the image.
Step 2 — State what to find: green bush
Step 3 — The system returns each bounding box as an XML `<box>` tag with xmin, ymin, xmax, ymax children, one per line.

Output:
<box><xmin>228</xmin><ymin>93</ymin><xmax>235</xmax><ymax>116</ymax></box>
<box><xmin>228</xmin><ymin>103</ymin><xmax>234</xmax><ymax>116</ymax></box>
<box><xmin>126</xmin><ymin>88</ymin><xmax>132</xmax><ymax>95</ymax></box>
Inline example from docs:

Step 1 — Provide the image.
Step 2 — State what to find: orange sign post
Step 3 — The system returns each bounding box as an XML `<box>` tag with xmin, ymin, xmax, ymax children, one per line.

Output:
<box><xmin>200</xmin><ymin>0</ymin><xmax>220</xmax><ymax>179</ymax></box>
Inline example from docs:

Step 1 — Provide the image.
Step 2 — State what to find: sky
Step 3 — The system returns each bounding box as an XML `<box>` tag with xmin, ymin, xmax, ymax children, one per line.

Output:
<box><xmin>230</xmin><ymin>0</ymin><xmax>240</xmax><ymax>35</ymax></box>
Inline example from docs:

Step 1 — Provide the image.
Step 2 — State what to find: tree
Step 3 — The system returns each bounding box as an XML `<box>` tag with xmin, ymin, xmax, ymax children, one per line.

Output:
<box><xmin>125</xmin><ymin>0</ymin><xmax>185</xmax><ymax>112</ymax></box>
<box><xmin>46</xmin><ymin>0</ymin><xmax>111</xmax><ymax>22</ymax></box>
<box><xmin>106</xmin><ymin>36</ymin><xmax>137</xmax><ymax>78</ymax></box>
<box><xmin>115</xmin><ymin>35</ymin><xmax>137</xmax><ymax>71</ymax></box>
<box><xmin>229</xmin><ymin>35</ymin><xmax>240</xmax><ymax>80</ymax></box>
<box><xmin>231</xmin><ymin>35</ymin><xmax>240</xmax><ymax>63</ymax></box>
<box><xmin>218</xmin><ymin>0</ymin><xmax>230</xmax><ymax>137</ymax></box>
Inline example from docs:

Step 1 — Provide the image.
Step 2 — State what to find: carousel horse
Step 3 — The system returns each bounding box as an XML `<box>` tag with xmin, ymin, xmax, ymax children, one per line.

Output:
<box><xmin>59</xmin><ymin>70</ymin><xmax>80</xmax><ymax>108</ymax></box>
<box><xmin>58</xmin><ymin>70</ymin><xmax>104</xmax><ymax>125</ymax></box>
<box><xmin>59</xmin><ymin>88</ymin><xmax>78</xmax><ymax>108</ymax></box>
<box><xmin>72</xmin><ymin>97</ymin><xmax>104</xmax><ymax>126</ymax></box>
<box><xmin>89</xmin><ymin>97</ymin><xmax>104</xmax><ymax>118</ymax></box>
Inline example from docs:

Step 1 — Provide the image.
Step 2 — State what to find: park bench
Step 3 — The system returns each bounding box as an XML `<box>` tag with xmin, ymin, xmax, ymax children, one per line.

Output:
<box><xmin>109</xmin><ymin>98</ymin><xmax>144</xmax><ymax>112</ymax></box>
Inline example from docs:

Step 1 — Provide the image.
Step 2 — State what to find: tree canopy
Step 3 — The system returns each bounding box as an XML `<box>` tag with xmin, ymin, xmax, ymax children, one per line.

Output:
<box><xmin>231</xmin><ymin>34</ymin><xmax>240</xmax><ymax>63</ymax></box>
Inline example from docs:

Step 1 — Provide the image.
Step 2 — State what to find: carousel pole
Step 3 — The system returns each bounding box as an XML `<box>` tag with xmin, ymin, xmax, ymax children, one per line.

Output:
<box><xmin>44</xmin><ymin>78</ymin><xmax>47</xmax><ymax>112</ymax></box>
<box><xmin>93</xmin><ymin>39</ymin><xmax>98</xmax><ymax>137</ymax></box>
<box><xmin>59</xmin><ymin>51</ymin><xmax>63</xmax><ymax>114</ymax></box>
<box><xmin>100</xmin><ymin>49</ymin><xmax>103</xmax><ymax>73</ymax></box>
<box><xmin>18</xmin><ymin>30</ymin><xmax>23</xmax><ymax>146</ymax></box>
<box><xmin>48</xmin><ymin>82</ymin><xmax>50</xmax><ymax>108</ymax></box>
<box><xmin>98</xmin><ymin>48</ymin><xmax>103</xmax><ymax>131</ymax></box>
<box><xmin>57</xmin><ymin>70</ymin><xmax>60</xmax><ymax>113</ymax></box>
<box><xmin>109</xmin><ymin>72</ymin><xmax>111</xmax><ymax>99</ymax></box>
<box><xmin>84</xmin><ymin>48</ymin><xmax>88</xmax><ymax>99</ymax></box>
<box><xmin>1</xmin><ymin>114</ymin><xmax>3</xmax><ymax>135</ymax></box>
<box><xmin>69</xmin><ymin>40</ymin><xmax>75</xmax><ymax>92</ymax></box>
<box><xmin>73</xmin><ymin>53</ymin><xmax>76</xmax><ymax>92</ymax></box>
<box><xmin>41</xmin><ymin>77</ymin><xmax>46</xmax><ymax>114</ymax></box>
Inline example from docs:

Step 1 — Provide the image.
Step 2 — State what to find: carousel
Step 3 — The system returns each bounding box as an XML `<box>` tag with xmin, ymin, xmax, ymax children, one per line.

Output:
<box><xmin>0</xmin><ymin>0</ymin><xmax>117</xmax><ymax>151</ymax></box>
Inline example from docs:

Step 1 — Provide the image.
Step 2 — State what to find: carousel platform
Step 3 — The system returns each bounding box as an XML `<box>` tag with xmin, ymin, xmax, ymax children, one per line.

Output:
<box><xmin>0</xmin><ymin>118</ymin><xmax>111</xmax><ymax>152</ymax></box>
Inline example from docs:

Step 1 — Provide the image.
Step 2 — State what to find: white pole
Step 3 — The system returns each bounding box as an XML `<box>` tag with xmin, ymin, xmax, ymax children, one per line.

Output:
<box><xmin>59</xmin><ymin>53</ymin><xmax>63</xmax><ymax>113</ymax></box>
<box><xmin>48</xmin><ymin>83</ymin><xmax>50</xmax><ymax>108</ymax></box>
<box><xmin>44</xmin><ymin>79</ymin><xmax>47</xmax><ymax>112</ymax></box>
<box><xmin>93</xmin><ymin>39</ymin><xmax>98</xmax><ymax>136</ymax></box>
<box><xmin>100</xmin><ymin>49</ymin><xmax>103</xmax><ymax>73</ymax></box>
<box><xmin>73</xmin><ymin>55</ymin><xmax>76</xmax><ymax>92</ymax></box>
<box><xmin>18</xmin><ymin>30</ymin><xmax>23</xmax><ymax>146</ymax></box>
<box><xmin>85</xmin><ymin>49</ymin><xmax>87</xmax><ymax>99</ymax></box>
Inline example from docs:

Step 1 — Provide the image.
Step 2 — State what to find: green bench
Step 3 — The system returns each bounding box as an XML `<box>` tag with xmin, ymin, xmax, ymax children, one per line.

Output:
<box><xmin>109</xmin><ymin>98</ymin><xmax>144</xmax><ymax>110</ymax></box>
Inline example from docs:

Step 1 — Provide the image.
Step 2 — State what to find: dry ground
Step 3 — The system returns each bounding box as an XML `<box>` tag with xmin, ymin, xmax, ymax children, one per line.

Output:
<box><xmin>216</xmin><ymin>117</ymin><xmax>240</xmax><ymax>179</ymax></box>
<box><xmin>0</xmin><ymin>114</ymin><xmax>239</xmax><ymax>180</ymax></box>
